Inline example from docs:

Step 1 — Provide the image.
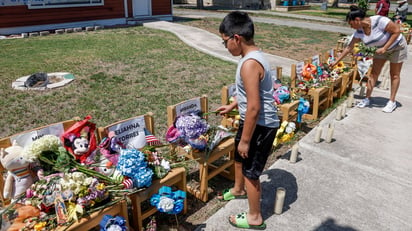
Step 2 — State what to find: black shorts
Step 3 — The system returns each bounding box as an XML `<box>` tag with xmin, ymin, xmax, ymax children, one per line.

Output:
<box><xmin>235</xmin><ymin>120</ymin><xmax>277</xmax><ymax>180</ymax></box>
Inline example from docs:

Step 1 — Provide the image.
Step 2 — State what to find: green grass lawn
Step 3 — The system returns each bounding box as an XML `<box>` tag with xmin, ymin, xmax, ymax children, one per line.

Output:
<box><xmin>0</xmin><ymin>19</ymin><xmax>344</xmax><ymax>139</ymax></box>
<box><xmin>0</xmin><ymin>27</ymin><xmax>236</xmax><ymax>138</ymax></box>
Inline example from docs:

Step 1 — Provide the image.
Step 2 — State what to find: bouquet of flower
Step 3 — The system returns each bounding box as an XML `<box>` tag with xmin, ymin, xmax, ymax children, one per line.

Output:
<box><xmin>353</xmin><ymin>42</ymin><xmax>375</xmax><ymax>81</ymax></box>
<box><xmin>353</xmin><ymin>42</ymin><xmax>377</xmax><ymax>60</ymax></box>
<box><xmin>166</xmin><ymin>112</ymin><xmax>235</xmax><ymax>156</ymax></box>
<box><xmin>24</xmin><ymin>135</ymin><xmax>118</xmax><ymax>185</ymax></box>
<box><xmin>273</xmin><ymin>121</ymin><xmax>297</xmax><ymax>147</ymax></box>
<box><xmin>116</xmin><ymin>148</ymin><xmax>153</xmax><ymax>188</ymax></box>
<box><xmin>141</xmin><ymin>145</ymin><xmax>171</xmax><ymax>179</ymax></box>
<box><xmin>0</xmin><ymin>135</ymin><xmax>130</xmax><ymax>230</ymax></box>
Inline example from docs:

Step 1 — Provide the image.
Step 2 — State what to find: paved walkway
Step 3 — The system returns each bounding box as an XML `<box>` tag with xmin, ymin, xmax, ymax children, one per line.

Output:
<box><xmin>144</xmin><ymin>9</ymin><xmax>412</xmax><ymax>231</ymax></box>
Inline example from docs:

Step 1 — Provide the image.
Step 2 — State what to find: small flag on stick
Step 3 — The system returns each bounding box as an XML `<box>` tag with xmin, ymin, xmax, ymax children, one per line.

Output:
<box><xmin>144</xmin><ymin>128</ymin><xmax>162</xmax><ymax>146</ymax></box>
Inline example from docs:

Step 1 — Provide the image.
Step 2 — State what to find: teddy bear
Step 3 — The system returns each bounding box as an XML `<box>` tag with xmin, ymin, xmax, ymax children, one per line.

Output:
<box><xmin>0</xmin><ymin>141</ymin><xmax>34</xmax><ymax>201</ymax></box>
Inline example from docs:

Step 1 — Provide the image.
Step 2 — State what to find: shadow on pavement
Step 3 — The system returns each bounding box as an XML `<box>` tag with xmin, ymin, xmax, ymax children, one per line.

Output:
<box><xmin>261</xmin><ymin>168</ymin><xmax>298</xmax><ymax>219</ymax></box>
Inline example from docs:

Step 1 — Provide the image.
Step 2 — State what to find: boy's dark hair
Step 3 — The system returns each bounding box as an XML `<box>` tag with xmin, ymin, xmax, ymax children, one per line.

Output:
<box><xmin>346</xmin><ymin>5</ymin><xmax>366</xmax><ymax>22</ymax></box>
<box><xmin>219</xmin><ymin>11</ymin><xmax>254</xmax><ymax>41</ymax></box>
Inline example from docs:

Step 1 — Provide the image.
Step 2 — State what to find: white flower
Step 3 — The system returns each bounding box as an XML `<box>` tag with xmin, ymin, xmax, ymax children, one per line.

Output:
<box><xmin>285</xmin><ymin>122</ymin><xmax>296</xmax><ymax>134</ymax></box>
<box><xmin>160</xmin><ymin>159</ymin><xmax>171</xmax><ymax>172</ymax></box>
<box><xmin>158</xmin><ymin>196</ymin><xmax>175</xmax><ymax>213</ymax></box>
<box><xmin>285</xmin><ymin>126</ymin><xmax>294</xmax><ymax>134</ymax></box>
<box><xmin>84</xmin><ymin>176</ymin><xmax>94</xmax><ymax>186</ymax></box>
<box><xmin>23</xmin><ymin>134</ymin><xmax>61</xmax><ymax>162</ymax></box>
<box><xmin>72</xmin><ymin>171</ymin><xmax>84</xmax><ymax>179</ymax></box>
<box><xmin>330</xmin><ymin>70</ymin><xmax>339</xmax><ymax>80</ymax></box>
<box><xmin>107</xmin><ymin>226</ymin><xmax>123</xmax><ymax>231</ymax></box>
<box><xmin>183</xmin><ymin>145</ymin><xmax>192</xmax><ymax>153</ymax></box>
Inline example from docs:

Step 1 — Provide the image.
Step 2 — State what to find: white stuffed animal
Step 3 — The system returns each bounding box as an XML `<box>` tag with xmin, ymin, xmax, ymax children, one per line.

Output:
<box><xmin>0</xmin><ymin>141</ymin><xmax>34</xmax><ymax>201</ymax></box>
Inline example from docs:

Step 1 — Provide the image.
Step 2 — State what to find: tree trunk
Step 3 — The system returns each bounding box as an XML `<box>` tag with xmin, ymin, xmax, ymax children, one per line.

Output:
<box><xmin>197</xmin><ymin>0</ymin><xmax>204</xmax><ymax>9</ymax></box>
<box><xmin>331</xmin><ymin>0</ymin><xmax>339</xmax><ymax>8</ymax></box>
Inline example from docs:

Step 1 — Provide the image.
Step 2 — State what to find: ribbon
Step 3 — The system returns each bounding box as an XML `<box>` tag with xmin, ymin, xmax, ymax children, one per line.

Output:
<box><xmin>150</xmin><ymin>186</ymin><xmax>186</xmax><ymax>214</ymax></box>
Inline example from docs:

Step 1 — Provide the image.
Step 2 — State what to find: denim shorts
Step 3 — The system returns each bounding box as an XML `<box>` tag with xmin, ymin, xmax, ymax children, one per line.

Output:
<box><xmin>235</xmin><ymin>120</ymin><xmax>277</xmax><ymax>180</ymax></box>
<box><xmin>373</xmin><ymin>36</ymin><xmax>408</xmax><ymax>63</ymax></box>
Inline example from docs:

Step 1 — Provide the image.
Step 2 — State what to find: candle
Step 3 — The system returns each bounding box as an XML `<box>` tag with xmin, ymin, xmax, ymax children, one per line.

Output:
<box><xmin>335</xmin><ymin>106</ymin><xmax>342</xmax><ymax>121</ymax></box>
<box><xmin>341</xmin><ymin>102</ymin><xmax>347</xmax><ymax>118</ymax></box>
<box><xmin>347</xmin><ymin>91</ymin><xmax>354</xmax><ymax>108</ymax></box>
<box><xmin>314</xmin><ymin>126</ymin><xmax>322</xmax><ymax>143</ymax></box>
<box><xmin>274</xmin><ymin>187</ymin><xmax>286</xmax><ymax>215</ymax></box>
<box><xmin>359</xmin><ymin>86</ymin><xmax>366</xmax><ymax>97</ymax></box>
<box><xmin>325</xmin><ymin>124</ymin><xmax>334</xmax><ymax>143</ymax></box>
<box><xmin>290</xmin><ymin>143</ymin><xmax>299</xmax><ymax>163</ymax></box>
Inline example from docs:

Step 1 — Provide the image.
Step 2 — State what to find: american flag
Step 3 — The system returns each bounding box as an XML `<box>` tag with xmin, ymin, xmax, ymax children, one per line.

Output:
<box><xmin>144</xmin><ymin>128</ymin><xmax>162</xmax><ymax>146</ymax></box>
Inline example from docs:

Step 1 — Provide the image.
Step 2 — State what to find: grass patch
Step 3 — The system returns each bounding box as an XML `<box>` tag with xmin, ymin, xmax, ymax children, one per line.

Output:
<box><xmin>178</xmin><ymin>17</ymin><xmax>342</xmax><ymax>60</ymax></box>
<box><xmin>1</xmin><ymin>17</ymin><xmax>343</xmax><ymax>141</ymax></box>
<box><xmin>0</xmin><ymin>26</ymin><xmax>236</xmax><ymax>138</ymax></box>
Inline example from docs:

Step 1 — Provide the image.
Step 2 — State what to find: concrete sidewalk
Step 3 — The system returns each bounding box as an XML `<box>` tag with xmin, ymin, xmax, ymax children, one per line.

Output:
<box><xmin>199</xmin><ymin>45</ymin><xmax>412</xmax><ymax>230</ymax></box>
<box><xmin>144</xmin><ymin>11</ymin><xmax>412</xmax><ymax>231</ymax></box>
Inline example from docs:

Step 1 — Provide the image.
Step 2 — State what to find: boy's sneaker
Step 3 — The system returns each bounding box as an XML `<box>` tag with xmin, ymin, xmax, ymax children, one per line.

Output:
<box><xmin>356</xmin><ymin>98</ymin><xmax>370</xmax><ymax>108</ymax></box>
<box><xmin>382</xmin><ymin>101</ymin><xmax>396</xmax><ymax>113</ymax></box>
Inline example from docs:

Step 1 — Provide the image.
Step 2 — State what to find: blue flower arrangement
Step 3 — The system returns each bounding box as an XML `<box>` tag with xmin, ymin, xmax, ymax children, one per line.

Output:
<box><xmin>150</xmin><ymin>186</ymin><xmax>186</xmax><ymax>214</ymax></box>
<box><xmin>116</xmin><ymin>148</ymin><xmax>153</xmax><ymax>188</ymax></box>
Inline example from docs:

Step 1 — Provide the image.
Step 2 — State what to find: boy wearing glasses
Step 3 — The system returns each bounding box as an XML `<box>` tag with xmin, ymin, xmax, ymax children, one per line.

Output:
<box><xmin>216</xmin><ymin>11</ymin><xmax>279</xmax><ymax>230</ymax></box>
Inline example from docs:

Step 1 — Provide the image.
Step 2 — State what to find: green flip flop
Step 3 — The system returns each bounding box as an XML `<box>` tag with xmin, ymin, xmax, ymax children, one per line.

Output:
<box><xmin>218</xmin><ymin>188</ymin><xmax>247</xmax><ymax>201</ymax></box>
<box><xmin>228</xmin><ymin>212</ymin><xmax>266</xmax><ymax>230</ymax></box>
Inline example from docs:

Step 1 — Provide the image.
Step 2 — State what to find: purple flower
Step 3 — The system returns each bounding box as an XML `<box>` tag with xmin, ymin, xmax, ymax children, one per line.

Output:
<box><xmin>175</xmin><ymin>114</ymin><xmax>208</xmax><ymax>139</ymax></box>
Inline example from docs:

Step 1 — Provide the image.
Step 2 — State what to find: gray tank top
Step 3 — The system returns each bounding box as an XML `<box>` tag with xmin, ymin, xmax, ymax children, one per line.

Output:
<box><xmin>235</xmin><ymin>50</ymin><xmax>279</xmax><ymax>128</ymax></box>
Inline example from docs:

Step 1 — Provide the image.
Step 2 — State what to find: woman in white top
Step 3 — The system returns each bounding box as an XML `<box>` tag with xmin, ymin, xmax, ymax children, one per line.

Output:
<box><xmin>332</xmin><ymin>5</ymin><xmax>408</xmax><ymax>113</ymax></box>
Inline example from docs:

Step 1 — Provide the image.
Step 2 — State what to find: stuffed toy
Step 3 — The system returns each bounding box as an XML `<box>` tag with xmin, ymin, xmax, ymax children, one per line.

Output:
<box><xmin>64</xmin><ymin>127</ymin><xmax>90</xmax><ymax>156</ymax></box>
<box><xmin>61</xmin><ymin>115</ymin><xmax>97</xmax><ymax>163</ymax></box>
<box><xmin>0</xmin><ymin>141</ymin><xmax>34</xmax><ymax>201</ymax></box>
<box><xmin>302</xmin><ymin>63</ymin><xmax>317</xmax><ymax>81</ymax></box>
<box><xmin>98</xmin><ymin>131</ymin><xmax>125</xmax><ymax>165</ymax></box>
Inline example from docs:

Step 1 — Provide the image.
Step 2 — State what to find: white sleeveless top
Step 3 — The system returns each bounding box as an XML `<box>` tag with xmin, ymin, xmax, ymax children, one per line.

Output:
<box><xmin>235</xmin><ymin>50</ymin><xmax>279</xmax><ymax>128</ymax></box>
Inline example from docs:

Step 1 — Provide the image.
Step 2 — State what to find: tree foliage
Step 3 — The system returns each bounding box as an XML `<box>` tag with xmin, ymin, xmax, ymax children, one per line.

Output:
<box><xmin>357</xmin><ymin>0</ymin><xmax>370</xmax><ymax>12</ymax></box>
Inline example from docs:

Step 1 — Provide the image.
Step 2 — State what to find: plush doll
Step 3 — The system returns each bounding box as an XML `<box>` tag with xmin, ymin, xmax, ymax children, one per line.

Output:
<box><xmin>61</xmin><ymin>115</ymin><xmax>97</xmax><ymax>163</ymax></box>
<box><xmin>302</xmin><ymin>63</ymin><xmax>317</xmax><ymax>81</ymax></box>
<box><xmin>66</xmin><ymin>127</ymin><xmax>90</xmax><ymax>156</ymax></box>
<box><xmin>0</xmin><ymin>141</ymin><xmax>34</xmax><ymax>201</ymax></box>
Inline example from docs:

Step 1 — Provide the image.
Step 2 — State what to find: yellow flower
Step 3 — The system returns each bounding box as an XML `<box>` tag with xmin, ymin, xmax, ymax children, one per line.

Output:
<box><xmin>335</xmin><ymin>61</ymin><xmax>345</xmax><ymax>69</ymax></box>
<box><xmin>96</xmin><ymin>183</ymin><xmax>105</xmax><ymax>191</ymax></box>
<box><xmin>34</xmin><ymin>222</ymin><xmax>47</xmax><ymax>231</ymax></box>
<box><xmin>280</xmin><ymin>133</ymin><xmax>294</xmax><ymax>143</ymax></box>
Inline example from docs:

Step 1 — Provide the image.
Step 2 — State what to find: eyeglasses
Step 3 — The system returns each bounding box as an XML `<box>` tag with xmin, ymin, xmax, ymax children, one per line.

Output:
<box><xmin>222</xmin><ymin>35</ymin><xmax>234</xmax><ymax>48</ymax></box>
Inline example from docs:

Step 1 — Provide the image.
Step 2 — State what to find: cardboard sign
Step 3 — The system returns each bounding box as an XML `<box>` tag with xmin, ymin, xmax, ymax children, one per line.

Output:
<box><xmin>329</xmin><ymin>49</ymin><xmax>335</xmax><ymax>59</ymax></box>
<box><xmin>11</xmin><ymin>123</ymin><xmax>65</xmax><ymax>148</ymax></box>
<box><xmin>175</xmin><ymin>98</ymin><xmax>201</xmax><ymax>117</ymax></box>
<box><xmin>228</xmin><ymin>83</ymin><xmax>237</xmax><ymax>98</ymax></box>
<box><xmin>296</xmin><ymin>61</ymin><xmax>304</xmax><ymax>80</ymax></box>
<box><xmin>107</xmin><ymin>116</ymin><xmax>146</xmax><ymax>149</ymax></box>
<box><xmin>312</xmin><ymin>55</ymin><xmax>320</xmax><ymax>66</ymax></box>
